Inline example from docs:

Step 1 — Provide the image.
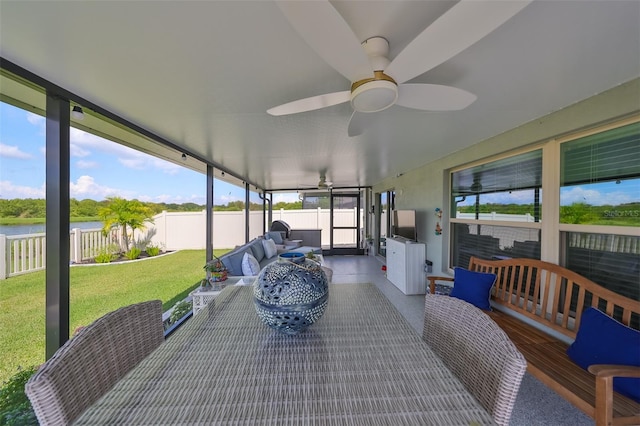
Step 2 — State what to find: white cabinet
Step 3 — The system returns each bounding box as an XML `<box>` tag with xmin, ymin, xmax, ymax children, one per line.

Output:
<box><xmin>386</xmin><ymin>237</ymin><xmax>426</xmax><ymax>295</ymax></box>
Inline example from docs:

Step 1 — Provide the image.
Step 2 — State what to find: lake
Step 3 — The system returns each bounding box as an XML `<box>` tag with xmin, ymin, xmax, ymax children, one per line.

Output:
<box><xmin>0</xmin><ymin>221</ymin><xmax>104</xmax><ymax>236</ymax></box>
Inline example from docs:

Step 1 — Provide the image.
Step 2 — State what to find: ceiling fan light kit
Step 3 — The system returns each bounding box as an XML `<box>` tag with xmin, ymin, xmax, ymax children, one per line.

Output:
<box><xmin>350</xmin><ymin>71</ymin><xmax>398</xmax><ymax>113</ymax></box>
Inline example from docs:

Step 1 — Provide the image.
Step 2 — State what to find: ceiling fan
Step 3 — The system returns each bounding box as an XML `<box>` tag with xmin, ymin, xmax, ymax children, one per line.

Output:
<box><xmin>298</xmin><ymin>173</ymin><xmax>333</xmax><ymax>190</ymax></box>
<box><xmin>267</xmin><ymin>0</ymin><xmax>532</xmax><ymax>137</ymax></box>
<box><xmin>317</xmin><ymin>174</ymin><xmax>333</xmax><ymax>189</ymax></box>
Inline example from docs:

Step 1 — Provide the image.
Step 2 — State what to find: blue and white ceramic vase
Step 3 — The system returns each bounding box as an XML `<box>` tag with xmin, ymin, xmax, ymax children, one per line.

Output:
<box><xmin>253</xmin><ymin>252</ymin><xmax>329</xmax><ymax>335</ymax></box>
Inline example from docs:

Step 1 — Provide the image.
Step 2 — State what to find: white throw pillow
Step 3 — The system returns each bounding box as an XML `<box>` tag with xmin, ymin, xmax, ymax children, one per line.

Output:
<box><xmin>262</xmin><ymin>238</ymin><xmax>277</xmax><ymax>259</ymax></box>
<box><xmin>241</xmin><ymin>252</ymin><xmax>261</xmax><ymax>276</ymax></box>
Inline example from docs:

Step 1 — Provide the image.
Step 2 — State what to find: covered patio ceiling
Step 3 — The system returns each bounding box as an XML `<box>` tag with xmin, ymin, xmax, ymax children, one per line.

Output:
<box><xmin>1</xmin><ymin>1</ymin><xmax>638</xmax><ymax>192</ymax></box>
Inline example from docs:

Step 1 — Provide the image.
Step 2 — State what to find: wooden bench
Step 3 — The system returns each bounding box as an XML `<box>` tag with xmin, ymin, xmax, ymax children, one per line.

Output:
<box><xmin>427</xmin><ymin>257</ymin><xmax>640</xmax><ymax>426</ymax></box>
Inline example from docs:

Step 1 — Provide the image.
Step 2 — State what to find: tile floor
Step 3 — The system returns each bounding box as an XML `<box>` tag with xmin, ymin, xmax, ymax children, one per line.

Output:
<box><xmin>323</xmin><ymin>254</ymin><xmax>594</xmax><ymax>426</ymax></box>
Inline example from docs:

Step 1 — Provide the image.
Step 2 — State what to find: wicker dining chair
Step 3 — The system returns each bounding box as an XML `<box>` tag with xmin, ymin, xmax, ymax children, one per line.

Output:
<box><xmin>422</xmin><ymin>294</ymin><xmax>527</xmax><ymax>426</ymax></box>
<box><xmin>25</xmin><ymin>300</ymin><xmax>164</xmax><ymax>426</ymax></box>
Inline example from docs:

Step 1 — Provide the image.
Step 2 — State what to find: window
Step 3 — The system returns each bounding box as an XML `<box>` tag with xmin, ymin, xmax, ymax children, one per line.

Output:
<box><xmin>560</xmin><ymin>122</ymin><xmax>640</xmax><ymax>226</ymax></box>
<box><xmin>560</xmin><ymin>121</ymin><xmax>640</xmax><ymax>300</ymax></box>
<box><xmin>562</xmin><ymin>232</ymin><xmax>639</xmax><ymax>301</ymax></box>
<box><xmin>449</xmin><ymin>118</ymin><xmax>640</xmax><ymax>302</ymax></box>
<box><xmin>451</xmin><ymin>150</ymin><xmax>542</xmax><ymax>222</ymax></box>
<box><xmin>450</xmin><ymin>150</ymin><xmax>542</xmax><ymax>267</ymax></box>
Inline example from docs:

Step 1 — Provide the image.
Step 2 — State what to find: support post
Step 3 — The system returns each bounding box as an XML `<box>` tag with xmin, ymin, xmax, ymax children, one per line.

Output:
<box><xmin>206</xmin><ymin>165</ymin><xmax>214</xmax><ymax>262</ymax></box>
<box><xmin>45</xmin><ymin>94</ymin><xmax>71</xmax><ymax>358</ymax></box>
<box><xmin>245</xmin><ymin>182</ymin><xmax>250</xmax><ymax>243</ymax></box>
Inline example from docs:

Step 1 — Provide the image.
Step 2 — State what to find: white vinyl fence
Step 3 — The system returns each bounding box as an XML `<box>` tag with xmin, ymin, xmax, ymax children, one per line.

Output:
<box><xmin>1</xmin><ymin>208</ymin><xmax>362</xmax><ymax>279</ymax></box>
<box><xmin>0</xmin><ymin>228</ymin><xmax>116</xmax><ymax>279</ymax></box>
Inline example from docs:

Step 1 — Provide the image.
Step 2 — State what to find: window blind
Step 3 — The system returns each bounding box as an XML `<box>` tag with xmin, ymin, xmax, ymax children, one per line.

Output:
<box><xmin>452</xmin><ymin>150</ymin><xmax>542</xmax><ymax>197</ymax></box>
<box><xmin>561</xmin><ymin>122</ymin><xmax>640</xmax><ymax>185</ymax></box>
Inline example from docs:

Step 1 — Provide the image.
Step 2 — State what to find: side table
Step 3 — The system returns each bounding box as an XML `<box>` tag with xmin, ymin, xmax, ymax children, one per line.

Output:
<box><xmin>191</xmin><ymin>277</ymin><xmax>254</xmax><ymax>315</ymax></box>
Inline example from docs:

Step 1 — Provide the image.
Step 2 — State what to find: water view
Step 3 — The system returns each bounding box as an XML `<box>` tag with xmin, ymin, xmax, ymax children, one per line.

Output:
<box><xmin>0</xmin><ymin>221</ymin><xmax>103</xmax><ymax>236</ymax></box>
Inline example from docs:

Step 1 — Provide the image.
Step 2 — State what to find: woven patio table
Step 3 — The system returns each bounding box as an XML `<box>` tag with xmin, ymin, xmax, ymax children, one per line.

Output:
<box><xmin>75</xmin><ymin>284</ymin><xmax>495</xmax><ymax>425</ymax></box>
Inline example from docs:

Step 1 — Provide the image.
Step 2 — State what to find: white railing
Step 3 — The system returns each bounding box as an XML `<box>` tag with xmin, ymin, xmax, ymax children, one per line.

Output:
<box><xmin>0</xmin><ymin>233</ymin><xmax>47</xmax><ymax>279</ymax></box>
<box><xmin>0</xmin><ymin>208</ymin><xmax>364</xmax><ymax>279</ymax></box>
<box><xmin>70</xmin><ymin>228</ymin><xmax>118</xmax><ymax>263</ymax></box>
<box><xmin>0</xmin><ymin>228</ymin><xmax>118</xmax><ymax>279</ymax></box>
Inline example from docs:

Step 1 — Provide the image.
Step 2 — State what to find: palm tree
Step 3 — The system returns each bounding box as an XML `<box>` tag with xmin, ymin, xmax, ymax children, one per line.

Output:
<box><xmin>98</xmin><ymin>197</ymin><xmax>155</xmax><ymax>252</ymax></box>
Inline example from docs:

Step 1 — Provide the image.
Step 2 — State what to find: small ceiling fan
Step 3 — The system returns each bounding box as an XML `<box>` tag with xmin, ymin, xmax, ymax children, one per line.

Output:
<box><xmin>454</xmin><ymin>172</ymin><xmax>486</xmax><ymax>195</ymax></box>
<box><xmin>267</xmin><ymin>0</ymin><xmax>531</xmax><ymax>136</ymax></box>
<box><xmin>317</xmin><ymin>174</ymin><xmax>333</xmax><ymax>189</ymax></box>
<box><xmin>298</xmin><ymin>173</ymin><xmax>333</xmax><ymax>190</ymax></box>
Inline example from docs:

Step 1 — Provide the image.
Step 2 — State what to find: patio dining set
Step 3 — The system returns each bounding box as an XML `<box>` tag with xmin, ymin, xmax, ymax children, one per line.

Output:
<box><xmin>25</xmin><ymin>280</ymin><xmax>526</xmax><ymax>425</ymax></box>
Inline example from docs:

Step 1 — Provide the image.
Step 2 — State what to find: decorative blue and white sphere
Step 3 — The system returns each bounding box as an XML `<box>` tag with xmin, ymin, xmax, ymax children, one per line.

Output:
<box><xmin>253</xmin><ymin>252</ymin><xmax>329</xmax><ymax>335</ymax></box>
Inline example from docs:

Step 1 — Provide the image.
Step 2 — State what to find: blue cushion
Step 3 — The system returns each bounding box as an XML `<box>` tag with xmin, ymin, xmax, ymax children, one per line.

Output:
<box><xmin>449</xmin><ymin>267</ymin><xmax>496</xmax><ymax>311</ymax></box>
<box><xmin>566</xmin><ymin>307</ymin><xmax>640</xmax><ymax>402</ymax></box>
<box><xmin>249</xmin><ymin>239</ymin><xmax>265</xmax><ymax>262</ymax></box>
<box><xmin>265</xmin><ymin>231</ymin><xmax>284</xmax><ymax>245</ymax></box>
<box><xmin>220</xmin><ymin>248</ymin><xmax>250</xmax><ymax>276</ymax></box>
<box><xmin>241</xmin><ymin>252</ymin><xmax>261</xmax><ymax>276</ymax></box>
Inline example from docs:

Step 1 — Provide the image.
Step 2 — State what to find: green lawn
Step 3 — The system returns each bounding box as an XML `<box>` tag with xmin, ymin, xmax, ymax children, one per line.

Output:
<box><xmin>0</xmin><ymin>249</ymin><xmax>230</xmax><ymax>385</ymax></box>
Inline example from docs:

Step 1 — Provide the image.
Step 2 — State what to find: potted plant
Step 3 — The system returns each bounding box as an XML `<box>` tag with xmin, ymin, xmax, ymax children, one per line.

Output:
<box><xmin>203</xmin><ymin>256</ymin><xmax>228</xmax><ymax>289</ymax></box>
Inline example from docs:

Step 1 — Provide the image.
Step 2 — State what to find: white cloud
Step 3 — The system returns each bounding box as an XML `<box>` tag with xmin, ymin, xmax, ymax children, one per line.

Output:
<box><xmin>273</xmin><ymin>193</ymin><xmax>300</xmax><ymax>204</ymax></box>
<box><xmin>560</xmin><ymin>186</ymin><xmax>634</xmax><ymax>206</ymax></box>
<box><xmin>0</xmin><ymin>143</ymin><xmax>33</xmax><ymax>160</ymax></box>
<box><xmin>69</xmin><ymin>128</ymin><xmax>182</xmax><ymax>175</ymax></box>
<box><xmin>70</xmin><ymin>145</ymin><xmax>91</xmax><ymax>158</ymax></box>
<box><xmin>118</xmin><ymin>156</ymin><xmax>146</xmax><ymax>170</ymax></box>
<box><xmin>70</xmin><ymin>175</ymin><xmax>135</xmax><ymax>200</ymax></box>
<box><xmin>70</xmin><ymin>128</ymin><xmax>103</xmax><ymax>158</ymax></box>
<box><xmin>76</xmin><ymin>160</ymin><xmax>99</xmax><ymax>169</ymax></box>
<box><xmin>26</xmin><ymin>112</ymin><xmax>45</xmax><ymax>127</ymax></box>
<box><xmin>139</xmin><ymin>193</ymin><xmax>206</xmax><ymax>204</ymax></box>
<box><xmin>0</xmin><ymin>180</ymin><xmax>45</xmax><ymax>198</ymax></box>
<box><xmin>151</xmin><ymin>158</ymin><xmax>181</xmax><ymax>175</ymax></box>
<box><xmin>480</xmin><ymin>190</ymin><xmax>535</xmax><ymax>205</ymax></box>
<box><xmin>219</xmin><ymin>193</ymin><xmax>242</xmax><ymax>203</ymax></box>
<box><xmin>118</xmin><ymin>154</ymin><xmax>181</xmax><ymax>175</ymax></box>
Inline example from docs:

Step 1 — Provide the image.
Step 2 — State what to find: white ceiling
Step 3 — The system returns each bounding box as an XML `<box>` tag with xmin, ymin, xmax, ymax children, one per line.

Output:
<box><xmin>1</xmin><ymin>1</ymin><xmax>639</xmax><ymax>191</ymax></box>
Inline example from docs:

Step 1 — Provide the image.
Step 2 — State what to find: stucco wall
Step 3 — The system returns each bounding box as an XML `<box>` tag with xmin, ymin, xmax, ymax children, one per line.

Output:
<box><xmin>373</xmin><ymin>78</ymin><xmax>640</xmax><ymax>275</ymax></box>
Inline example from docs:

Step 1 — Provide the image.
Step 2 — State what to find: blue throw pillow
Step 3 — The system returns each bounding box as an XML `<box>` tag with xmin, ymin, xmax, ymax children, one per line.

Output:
<box><xmin>220</xmin><ymin>248</ymin><xmax>249</xmax><ymax>276</ymax></box>
<box><xmin>249</xmin><ymin>239</ymin><xmax>265</xmax><ymax>262</ymax></box>
<box><xmin>449</xmin><ymin>267</ymin><xmax>496</xmax><ymax>311</ymax></box>
<box><xmin>566</xmin><ymin>307</ymin><xmax>640</xmax><ymax>402</ymax></box>
<box><xmin>265</xmin><ymin>231</ymin><xmax>284</xmax><ymax>245</ymax></box>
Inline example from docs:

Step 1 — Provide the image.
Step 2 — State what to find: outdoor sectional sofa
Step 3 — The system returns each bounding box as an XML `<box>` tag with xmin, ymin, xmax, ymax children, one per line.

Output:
<box><xmin>216</xmin><ymin>232</ymin><xmax>321</xmax><ymax>277</ymax></box>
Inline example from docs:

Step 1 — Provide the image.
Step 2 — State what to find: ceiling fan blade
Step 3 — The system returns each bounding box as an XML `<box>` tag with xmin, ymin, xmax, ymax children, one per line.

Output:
<box><xmin>385</xmin><ymin>0</ymin><xmax>532</xmax><ymax>84</ymax></box>
<box><xmin>276</xmin><ymin>1</ymin><xmax>372</xmax><ymax>82</ymax></box>
<box><xmin>267</xmin><ymin>90</ymin><xmax>351</xmax><ymax>116</ymax></box>
<box><xmin>347</xmin><ymin>111</ymin><xmax>371</xmax><ymax>137</ymax></box>
<box><xmin>396</xmin><ymin>84</ymin><xmax>477</xmax><ymax>111</ymax></box>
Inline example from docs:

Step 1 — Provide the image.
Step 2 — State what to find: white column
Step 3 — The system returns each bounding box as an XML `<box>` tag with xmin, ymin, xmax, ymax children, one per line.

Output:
<box><xmin>0</xmin><ymin>234</ymin><xmax>7</xmax><ymax>279</ymax></box>
<box><xmin>72</xmin><ymin>228</ymin><xmax>82</xmax><ymax>264</ymax></box>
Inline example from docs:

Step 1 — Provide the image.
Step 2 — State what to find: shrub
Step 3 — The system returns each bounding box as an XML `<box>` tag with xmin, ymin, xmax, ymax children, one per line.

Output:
<box><xmin>146</xmin><ymin>244</ymin><xmax>160</xmax><ymax>257</ymax></box>
<box><xmin>125</xmin><ymin>247</ymin><xmax>141</xmax><ymax>260</ymax></box>
<box><xmin>0</xmin><ymin>366</ymin><xmax>38</xmax><ymax>425</ymax></box>
<box><xmin>169</xmin><ymin>300</ymin><xmax>192</xmax><ymax>324</ymax></box>
<box><xmin>94</xmin><ymin>246</ymin><xmax>118</xmax><ymax>264</ymax></box>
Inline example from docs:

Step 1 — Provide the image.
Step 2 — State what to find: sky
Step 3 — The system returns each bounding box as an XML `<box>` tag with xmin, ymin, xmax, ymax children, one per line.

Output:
<box><xmin>1</xmin><ymin>101</ymin><xmax>637</xmax><ymax>207</ymax></box>
<box><xmin>0</xmin><ymin>102</ymin><xmax>297</xmax><ymax>205</ymax></box>
<box><xmin>457</xmin><ymin>179</ymin><xmax>639</xmax><ymax>207</ymax></box>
